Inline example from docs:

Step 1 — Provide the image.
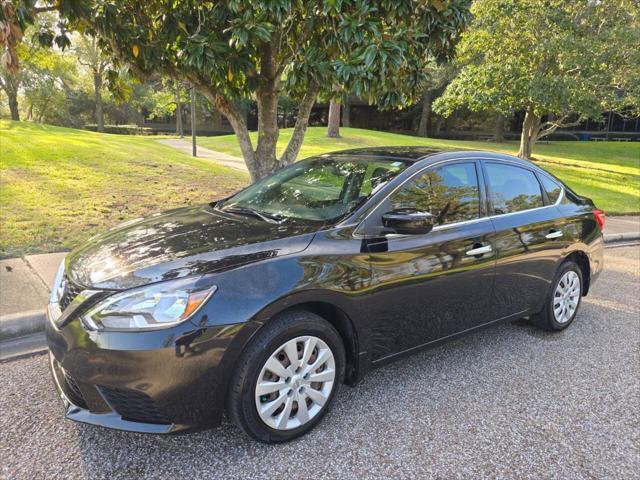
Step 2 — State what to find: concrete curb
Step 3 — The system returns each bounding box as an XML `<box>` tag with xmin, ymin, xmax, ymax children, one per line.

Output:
<box><xmin>0</xmin><ymin>309</ymin><xmax>46</xmax><ymax>341</ymax></box>
<box><xmin>0</xmin><ymin>332</ymin><xmax>47</xmax><ymax>362</ymax></box>
<box><xmin>603</xmin><ymin>232</ymin><xmax>640</xmax><ymax>243</ymax></box>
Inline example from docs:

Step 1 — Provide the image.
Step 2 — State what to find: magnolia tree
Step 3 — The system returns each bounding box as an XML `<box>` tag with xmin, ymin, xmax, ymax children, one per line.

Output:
<box><xmin>1</xmin><ymin>0</ymin><xmax>471</xmax><ymax>181</ymax></box>
<box><xmin>435</xmin><ymin>0</ymin><xmax>640</xmax><ymax>159</ymax></box>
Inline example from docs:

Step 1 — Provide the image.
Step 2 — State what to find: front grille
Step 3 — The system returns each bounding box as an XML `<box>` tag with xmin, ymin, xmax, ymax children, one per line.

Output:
<box><xmin>63</xmin><ymin>371</ymin><xmax>88</xmax><ymax>409</ymax></box>
<box><xmin>59</xmin><ymin>274</ymin><xmax>83</xmax><ymax>311</ymax></box>
<box><xmin>98</xmin><ymin>386</ymin><xmax>172</xmax><ymax>425</ymax></box>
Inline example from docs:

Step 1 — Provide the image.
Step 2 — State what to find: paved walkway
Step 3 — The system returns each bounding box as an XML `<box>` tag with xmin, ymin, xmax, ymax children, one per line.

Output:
<box><xmin>1</xmin><ymin>217</ymin><xmax>638</xmax><ymax>344</ymax></box>
<box><xmin>603</xmin><ymin>215</ymin><xmax>639</xmax><ymax>235</ymax></box>
<box><xmin>0</xmin><ymin>252</ymin><xmax>66</xmax><ymax>340</ymax></box>
<box><xmin>156</xmin><ymin>138</ymin><xmax>247</xmax><ymax>172</ymax></box>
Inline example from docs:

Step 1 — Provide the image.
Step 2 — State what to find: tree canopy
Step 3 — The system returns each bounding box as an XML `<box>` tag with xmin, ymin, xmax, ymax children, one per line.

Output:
<box><xmin>1</xmin><ymin>0</ymin><xmax>472</xmax><ymax>180</ymax></box>
<box><xmin>434</xmin><ymin>0</ymin><xmax>640</xmax><ymax>159</ymax></box>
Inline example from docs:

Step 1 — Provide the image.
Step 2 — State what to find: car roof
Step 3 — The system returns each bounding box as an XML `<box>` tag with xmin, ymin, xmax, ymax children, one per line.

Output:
<box><xmin>321</xmin><ymin>146</ymin><xmax>541</xmax><ymax>170</ymax></box>
<box><xmin>321</xmin><ymin>146</ymin><xmax>446</xmax><ymax>161</ymax></box>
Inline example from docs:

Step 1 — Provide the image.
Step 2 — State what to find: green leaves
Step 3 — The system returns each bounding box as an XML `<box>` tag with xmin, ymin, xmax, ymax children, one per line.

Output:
<box><xmin>436</xmin><ymin>0</ymin><xmax>639</xmax><ymax>120</ymax></box>
<box><xmin>19</xmin><ymin>0</ymin><xmax>469</xmax><ymax>110</ymax></box>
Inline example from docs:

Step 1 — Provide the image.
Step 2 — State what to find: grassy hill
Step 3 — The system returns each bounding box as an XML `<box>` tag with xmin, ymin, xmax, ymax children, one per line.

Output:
<box><xmin>200</xmin><ymin>127</ymin><xmax>640</xmax><ymax>215</ymax></box>
<box><xmin>0</xmin><ymin>121</ymin><xmax>246</xmax><ymax>258</ymax></box>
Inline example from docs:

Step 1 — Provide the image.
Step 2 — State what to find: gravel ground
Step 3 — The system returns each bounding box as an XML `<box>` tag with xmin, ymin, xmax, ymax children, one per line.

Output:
<box><xmin>1</xmin><ymin>246</ymin><xmax>639</xmax><ymax>480</ymax></box>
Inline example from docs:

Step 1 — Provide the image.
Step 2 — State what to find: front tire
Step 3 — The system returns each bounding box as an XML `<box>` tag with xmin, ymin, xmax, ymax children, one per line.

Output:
<box><xmin>532</xmin><ymin>260</ymin><xmax>583</xmax><ymax>331</ymax></box>
<box><xmin>227</xmin><ymin>310</ymin><xmax>345</xmax><ymax>443</ymax></box>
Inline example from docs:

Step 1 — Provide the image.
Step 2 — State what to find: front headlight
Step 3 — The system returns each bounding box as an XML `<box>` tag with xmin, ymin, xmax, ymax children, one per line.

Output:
<box><xmin>82</xmin><ymin>277</ymin><xmax>217</xmax><ymax>331</ymax></box>
<box><xmin>50</xmin><ymin>259</ymin><xmax>66</xmax><ymax>305</ymax></box>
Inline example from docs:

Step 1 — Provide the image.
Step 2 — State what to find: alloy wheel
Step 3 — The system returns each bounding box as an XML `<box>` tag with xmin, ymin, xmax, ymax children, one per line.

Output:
<box><xmin>553</xmin><ymin>270</ymin><xmax>581</xmax><ymax>324</ymax></box>
<box><xmin>255</xmin><ymin>336</ymin><xmax>336</xmax><ymax>430</ymax></box>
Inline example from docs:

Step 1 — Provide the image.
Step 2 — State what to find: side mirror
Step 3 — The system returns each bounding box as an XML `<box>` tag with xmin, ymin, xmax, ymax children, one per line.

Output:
<box><xmin>382</xmin><ymin>210</ymin><xmax>435</xmax><ymax>235</ymax></box>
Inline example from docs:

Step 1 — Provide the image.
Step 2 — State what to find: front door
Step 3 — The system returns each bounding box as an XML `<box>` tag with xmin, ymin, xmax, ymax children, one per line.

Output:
<box><xmin>361</xmin><ymin>160</ymin><xmax>497</xmax><ymax>362</ymax></box>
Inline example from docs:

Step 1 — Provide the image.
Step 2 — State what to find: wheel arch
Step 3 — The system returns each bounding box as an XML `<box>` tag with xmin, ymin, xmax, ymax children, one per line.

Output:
<box><xmin>564</xmin><ymin>250</ymin><xmax>591</xmax><ymax>295</ymax></box>
<box><xmin>280</xmin><ymin>302</ymin><xmax>360</xmax><ymax>385</ymax></box>
<box><xmin>247</xmin><ymin>294</ymin><xmax>363</xmax><ymax>386</ymax></box>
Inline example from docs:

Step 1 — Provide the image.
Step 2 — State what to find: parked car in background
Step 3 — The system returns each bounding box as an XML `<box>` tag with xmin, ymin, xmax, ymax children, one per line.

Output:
<box><xmin>46</xmin><ymin>147</ymin><xmax>605</xmax><ymax>442</ymax></box>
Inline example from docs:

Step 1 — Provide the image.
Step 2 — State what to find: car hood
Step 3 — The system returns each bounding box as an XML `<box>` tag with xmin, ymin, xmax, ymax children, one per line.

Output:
<box><xmin>66</xmin><ymin>205</ymin><xmax>317</xmax><ymax>290</ymax></box>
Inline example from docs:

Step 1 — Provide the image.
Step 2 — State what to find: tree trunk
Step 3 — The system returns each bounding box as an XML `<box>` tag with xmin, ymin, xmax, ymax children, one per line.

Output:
<box><xmin>517</xmin><ymin>108</ymin><xmax>541</xmax><ymax>160</ymax></box>
<box><xmin>341</xmin><ymin>97</ymin><xmax>350</xmax><ymax>128</ymax></box>
<box><xmin>175</xmin><ymin>87</ymin><xmax>184</xmax><ymax>137</ymax></box>
<box><xmin>194</xmin><ymin>77</ymin><xmax>258</xmax><ymax>179</ymax></box>
<box><xmin>1</xmin><ymin>74</ymin><xmax>20</xmax><ymax>121</ymax></box>
<box><xmin>193</xmin><ymin>75</ymin><xmax>319</xmax><ymax>182</ymax></box>
<box><xmin>7</xmin><ymin>87</ymin><xmax>19</xmax><ymax>121</ymax></box>
<box><xmin>280</xmin><ymin>84</ymin><xmax>320</xmax><ymax>166</ymax></box>
<box><xmin>93</xmin><ymin>71</ymin><xmax>104</xmax><ymax>132</ymax></box>
<box><xmin>327</xmin><ymin>96</ymin><xmax>341</xmax><ymax>137</ymax></box>
<box><xmin>418</xmin><ymin>90</ymin><xmax>432</xmax><ymax>137</ymax></box>
<box><xmin>494</xmin><ymin>113</ymin><xmax>505</xmax><ymax>143</ymax></box>
<box><xmin>254</xmin><ymin>81</ymin><xmax>280</xmax><ymax>178</ymax></box>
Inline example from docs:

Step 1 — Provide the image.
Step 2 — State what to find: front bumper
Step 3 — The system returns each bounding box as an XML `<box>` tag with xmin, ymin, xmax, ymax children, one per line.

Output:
<box><xmin>48</xmin><ymin>351</ymin><xmax>184</xmax><ymax>433</ymax></box>
<box><xmin>46</xmin><ymin>305</ymin><xmax>257</xmax><ymax>434</ymax></box>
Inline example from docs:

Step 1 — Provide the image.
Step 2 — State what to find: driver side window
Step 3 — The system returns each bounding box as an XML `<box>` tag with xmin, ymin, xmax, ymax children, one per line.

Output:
<box><xmin>389</xmin><ymin>162</ymin><xmax>481</xmax><ymax>226</ymax></box>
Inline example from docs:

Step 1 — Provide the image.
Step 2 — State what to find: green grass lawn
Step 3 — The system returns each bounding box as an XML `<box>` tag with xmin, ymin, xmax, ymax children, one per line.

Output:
<box><xmin>0</xmin><ymin>120</ymin><xmax>246</xmax><ymax>258</ymax></box>
<box><xmin>200</xmin><ymin>127</ymin><xmax>640</xmax><ymax>215</ymax></box>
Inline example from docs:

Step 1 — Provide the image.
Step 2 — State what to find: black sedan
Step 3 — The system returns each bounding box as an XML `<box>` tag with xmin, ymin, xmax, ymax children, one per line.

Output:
<box><xmin>46</xmin><ymin>147</ymin><xmax>605</xmax><ymax>443</ymax></box>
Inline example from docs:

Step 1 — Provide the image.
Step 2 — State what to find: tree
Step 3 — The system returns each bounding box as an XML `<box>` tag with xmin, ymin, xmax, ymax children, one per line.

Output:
<box><xmin>0</xmin><ymin>59</ymin><xmax>21</xmax><ymax>119</ymax></box>
<box><xmin>494</xmin><ymin>113</ymin><xmax>505</xmax><ymax>143</ymax></box>
<box><xmin>1</xmin><ymin>0</ymin><xmax>472</xmax><ymax>181</ymax></box>
<box><xmin>341</xmin><ymin>95</ymin><xmax>351</xmax><ymax>128</ymax></box>
<box><xmin>327</xmin><ymin>86</ymin><xmax>341</xmax><ymax>138</ymax></box>
<box><xmin>74</xmin><ymin>34</ymin><xmax>109</xmax><ymax>131</ymax></box>
<box><xmin>18</xmin><ymin>28</ymin><xmax>79</xmax><ymax>125</ymax></box>
<box><xmin>0</xmin><ymin>9</ymin><xmax>61</xmax><ymax>121</ymax></box>
<box><xmin>138</xmin><ymin>78</ymin><xmax>189</xmax><ymax>136</ymax></box>
<box><xmin>417</xmin><ymin>63</ymin><xmax>456</xmax><ymax>137</ymax></box>
<box><xmin>174</xmin><ymin>80</ymin><xmax>184</xmax><ymax>137</ymax></box>
<box><xmin>22</xmin><ymin>48</ymin><xmax>77</xmax><ymax>124</ymax></box>
<box><xmin>434</xmin><ymin>0</ymin><xmax>640</xmax><ymax>159</ymax></box>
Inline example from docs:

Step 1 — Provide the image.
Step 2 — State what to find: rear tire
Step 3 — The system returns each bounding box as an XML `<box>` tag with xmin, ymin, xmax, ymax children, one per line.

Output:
<box><xmin>227</xmin><ymin>310</ymin><xmax>345</xmax><ymax>443</ymax></box>
<box><xmin>532</xmin><ymin>260</ymin><xmax>583</xmax><ymax>331</ymax></box>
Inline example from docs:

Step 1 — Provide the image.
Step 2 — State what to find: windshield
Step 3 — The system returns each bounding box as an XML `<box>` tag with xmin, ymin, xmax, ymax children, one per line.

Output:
<box><xmin>218</xmin><ymin>155</ymin><xmax>409</xmax><ymax>224</ymax></box>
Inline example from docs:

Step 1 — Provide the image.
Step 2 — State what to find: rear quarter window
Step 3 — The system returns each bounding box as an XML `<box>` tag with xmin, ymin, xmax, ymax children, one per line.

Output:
<box><xmin>539</xmin><ymin>174</ymin><xmax>563</xmax><ymax>204</ymax></box>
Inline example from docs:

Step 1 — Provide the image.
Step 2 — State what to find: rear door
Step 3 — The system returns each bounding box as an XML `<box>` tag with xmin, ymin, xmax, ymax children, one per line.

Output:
<box><xmin>482</xmin><ymin>161</ymin><xmax>569</xmax><ymax>320</ymax></box>
<box><xmin>361</xmin><ymin>160</ymin><xmax>497</xmax><ymax>361</ymax></box>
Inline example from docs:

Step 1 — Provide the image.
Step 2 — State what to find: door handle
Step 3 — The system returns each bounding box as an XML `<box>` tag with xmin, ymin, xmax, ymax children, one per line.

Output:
<box><xmin>545</xmin><ymin>230</ymin><xmax>563</xmax><ymax>239</ymax></box>
<box><xmin>466</xmin><ymin>244</ymin><xmax>492</xmax><ymax>256</ymax></box>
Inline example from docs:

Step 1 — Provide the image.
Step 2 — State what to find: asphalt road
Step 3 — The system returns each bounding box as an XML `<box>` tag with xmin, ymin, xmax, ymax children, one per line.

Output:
<box><xmin>1</xmin><ymin>246</ymin><xmax>639</xmax><ymax>480</ymax></box>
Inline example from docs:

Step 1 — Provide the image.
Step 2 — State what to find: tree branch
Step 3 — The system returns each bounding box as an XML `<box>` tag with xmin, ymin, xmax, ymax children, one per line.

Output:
<box><xmin>189</xmin><ymin>74</ymin><xmax>258</xmax><ymax>178</ymax></box>
<box><xmin>33</xmin><ymin>6</ymin><xmax>58</xmax><ymax>14</ymax></box>
<box><xmin>106</xmin><ymin>38</ymin><xmax>148</xmax><ymax>80</ymax></box>
<box><xmin>277</xmin><ymin>14</ymin><xmax>317</xmax><ymax>75</ymax></box>
<box><xmin>536</xmin><ymin>115</ymin><xmax>583</xmax><ymax>140</ymax></box>
<box><xmin>279</xmin><ymin>83</ymin><xmax>320</xmax><ymax>166</ymax></box>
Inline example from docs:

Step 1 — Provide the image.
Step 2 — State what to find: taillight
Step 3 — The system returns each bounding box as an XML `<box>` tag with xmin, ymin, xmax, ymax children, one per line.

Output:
<box><xmin>593</xmin><ymin>209</ymin><xmax>605</xmax><ymax>232</ymax></box>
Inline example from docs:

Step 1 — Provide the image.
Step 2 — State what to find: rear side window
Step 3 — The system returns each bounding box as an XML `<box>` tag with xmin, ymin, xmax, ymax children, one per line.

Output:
<box><xmin>485</xmin><ymin>163</ymin><xmax>543</xmax><ymax>215</ymax></box>
<box><xmin>389</xmin><ymin>162</ymin><xmax>480</xmax><ymax>226</ymax></box>
<box><xmin>539</xmin><ymin>174</ymin><xmax>562</xmax><ymax>204</ymax></box>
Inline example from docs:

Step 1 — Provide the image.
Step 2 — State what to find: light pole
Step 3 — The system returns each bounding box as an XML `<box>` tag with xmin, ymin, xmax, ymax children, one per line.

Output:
<box><xmin>190</xmin><ymin>82</ymin><xmax>197</xmax><ymax>157</ymax></box>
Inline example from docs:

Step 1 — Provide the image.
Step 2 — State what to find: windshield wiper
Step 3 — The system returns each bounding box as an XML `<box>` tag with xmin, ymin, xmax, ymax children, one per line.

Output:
<box><xmin>219</xmin><ymin>205</ymin><xmax>285</xmax><ymax>224</ymax></box>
